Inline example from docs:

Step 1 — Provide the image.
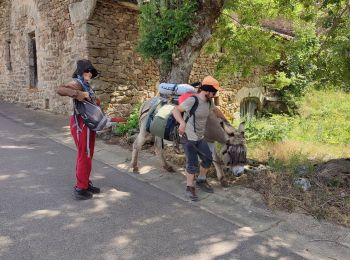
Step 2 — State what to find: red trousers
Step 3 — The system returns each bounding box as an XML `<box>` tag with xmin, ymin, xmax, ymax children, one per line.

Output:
<box><xmin>70</xmin><ymin>115</ymin><xmax>96</xmax><ymax>189</ymax></box>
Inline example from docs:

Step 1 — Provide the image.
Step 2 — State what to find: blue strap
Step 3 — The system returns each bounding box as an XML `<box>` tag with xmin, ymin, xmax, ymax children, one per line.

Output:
<box><xmin>75</xmin><ymin>75</ymin><xmax>95</xmax><ymax>98</ymax></box>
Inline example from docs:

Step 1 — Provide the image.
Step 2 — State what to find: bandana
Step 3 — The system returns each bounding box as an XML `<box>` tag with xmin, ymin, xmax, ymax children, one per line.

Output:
<box><xmin>200</xmin><ymin>84</ymin><xmax>217</xmax><ymax>93</ymax></box>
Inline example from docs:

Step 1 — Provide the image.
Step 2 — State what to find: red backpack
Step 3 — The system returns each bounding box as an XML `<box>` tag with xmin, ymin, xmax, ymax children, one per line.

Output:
<box><xmin>178</xmin><ymin>92</ymin><xmax>194</xmax><ymax>104</ymax></box>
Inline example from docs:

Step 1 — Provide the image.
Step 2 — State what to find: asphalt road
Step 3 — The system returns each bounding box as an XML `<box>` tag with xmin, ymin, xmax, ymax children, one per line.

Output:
<box><xmin>0</xmin><ymin>105</ymin><xmax>305</xmax><ymax>260</ymax></box>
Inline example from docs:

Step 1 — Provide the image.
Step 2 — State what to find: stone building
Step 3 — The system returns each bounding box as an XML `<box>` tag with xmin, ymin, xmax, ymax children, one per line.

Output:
<box><xmin>0</xmin><ymin>0</ymin><xmax>267</xmax><ymax>119</ymax></box>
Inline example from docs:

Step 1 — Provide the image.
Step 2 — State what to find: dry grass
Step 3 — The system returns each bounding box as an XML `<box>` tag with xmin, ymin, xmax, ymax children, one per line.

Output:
<box><xmin>248</xmin><ymin>140</ymin><xmax>350</xmax><ymax>162</ymax></box>
<box><xmin>163</xmin><ymin>141</ymin><xmax>350</xmax><ymax>228</ymax></box>
<box><xmin>104</xmin><ymin>136</ymin><xmax>134</xmax><ymax>151</ymax></box>
<box><xmin>104</xmin><ymin>135</ymin><xmax>350</xmax><ymax>228</ymax></box>
<box><xmin>234</xmin><ymin>170</ymin><xmax>350</xmax><ymax>227</ymax></box>
<box><xmin>163</xmin><ymin>145</ymin><xmax>186</xmax><ymax>166</ymax></box>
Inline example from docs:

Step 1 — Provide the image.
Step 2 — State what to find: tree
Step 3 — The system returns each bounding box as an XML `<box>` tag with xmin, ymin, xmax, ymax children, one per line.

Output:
<box><xmin>137</xmin><ymin>0</ymin><xmax>224</xmax><ymax>83</ymax></box>
<box><xmin>137</xmin><ymin>0</ymin><xmax>350</xmax><ymax>96</ymax></box>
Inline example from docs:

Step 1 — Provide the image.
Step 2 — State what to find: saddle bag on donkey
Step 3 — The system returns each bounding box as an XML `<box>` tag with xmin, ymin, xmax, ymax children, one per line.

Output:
<box><xmin>149</xmin><ymin>103</ymin><xmax>178</xmax><ymax>141</ymax></box>
<box><xmin>147</xmin><ymin>95</ymin><xmax>199</xmax><ymax>141</ymax></box>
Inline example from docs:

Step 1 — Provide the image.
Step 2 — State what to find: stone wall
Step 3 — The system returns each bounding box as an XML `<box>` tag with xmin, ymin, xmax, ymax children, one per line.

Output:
<box><xmin>0</xmin><ymin>0</ymin><xmax>265</xmax><ymax>119</ymax></box>
<box><xmin>0</xmin><ymin>0</ymin><xmax>93</xmax><ymax>114</ymax></box>
<box><xmin>86</xmin><ymin>0</ymin><xmax>263</xmax><ymax>119</ymax></box>
<box><xmin>0</xmin><ymin>0</ymin><xmax>11</xmax><ymax>95</ymax></box>
<box><xmin>190</xmin><ymin>53</ymin><xmax>263</xmax><ymax>119</ymax></box>
<box><xmin>87</xmin><ymin>0</ymin><xmax>159</xmax><ymax>117</ymax></box>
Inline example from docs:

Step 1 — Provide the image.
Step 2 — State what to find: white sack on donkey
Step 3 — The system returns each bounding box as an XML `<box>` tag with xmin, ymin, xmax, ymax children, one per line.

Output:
<box><xmin>158</xmin><ymin>83</ymin><xmax>197</xmax><ymax>96</ymax></box>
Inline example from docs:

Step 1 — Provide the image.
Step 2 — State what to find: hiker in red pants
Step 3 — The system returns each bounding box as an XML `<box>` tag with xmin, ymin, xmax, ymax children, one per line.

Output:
<box><xmin>57</xmin><ymin>59</ymin><xmax>101</xmax><ymax>200</ymax></box>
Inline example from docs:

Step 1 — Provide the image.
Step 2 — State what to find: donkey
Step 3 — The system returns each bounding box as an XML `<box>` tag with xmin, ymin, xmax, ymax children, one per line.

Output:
<box><xmin>130</xmin><ymin>97</ymin><xmax>247</xmax><ymax>186</ymax></box>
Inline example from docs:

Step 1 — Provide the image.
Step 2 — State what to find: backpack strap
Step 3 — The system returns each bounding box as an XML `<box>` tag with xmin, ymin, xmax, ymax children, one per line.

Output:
<box><xmin>145</xmin><ymin>98</ymin><xmax>162</xmax><ymax>133</ymax></box>
<box><xmin>73</xmin><ymin>79</ymin><xmax>92</xmax><ymax>157</ymax></box>
<box><xmin>184</xmin><ymin>96</ymin><xmax>211</xmax><ymax>133</ymax></box>
<box><xmin>185</xmin><ymin>96</ymin><xmax>199</xmax><ymax>132</ymax></box>
<box><xmin>172</xmin><ymin>84</ymin><xmax>178</xmax><ymax>95</ymax></box>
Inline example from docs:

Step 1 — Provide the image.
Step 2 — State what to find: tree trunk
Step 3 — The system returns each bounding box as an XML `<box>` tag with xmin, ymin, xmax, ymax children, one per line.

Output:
<box><xmin>159</xmin><ymin>0</ymin><xmax>225</xmax><ymax>83</ymax></box>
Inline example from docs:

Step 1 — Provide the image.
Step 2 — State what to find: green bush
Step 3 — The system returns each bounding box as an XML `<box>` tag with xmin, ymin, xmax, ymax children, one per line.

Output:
<box><xmin>266</xmin><ymin>150</ymin><xmax>316</xmax><ymax>175</ymax></box>
<box><xmin>290</xmin><ymin>89</ymin><xmax>350</xmax><ymax>144</ymax></box>
<box><xmin>114</xmin><ymin>104</ymin><xmax>141</xmax><ymax>136</ymax></box>
<box><xmin>245</xmin><ymin>89</ymin><xmax>350</xmax><ymax>145</ymax></box>
<box><xmin>244</xmin><ymin>115</ymin><xmax>294</xmax><ymax>142</ymax></box>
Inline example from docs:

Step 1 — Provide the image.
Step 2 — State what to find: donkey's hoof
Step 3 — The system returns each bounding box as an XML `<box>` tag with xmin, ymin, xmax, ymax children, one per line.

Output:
<box><xmin>163</xmin><ymin>165</ymin><xmax>175</xmax><ymax>172</ymax></box>
<box><xmin>220</xmin><ymin>177</ymin><xmax>229</xmax><ymax>187</ymax></box>
<box><xmin>132</xmin><ymin>166</ymin><xmax>139</xmax><ymax>173</ymax></box>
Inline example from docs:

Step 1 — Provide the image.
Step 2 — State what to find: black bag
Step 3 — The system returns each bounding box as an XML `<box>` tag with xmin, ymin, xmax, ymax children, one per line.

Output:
<box><xmin>74</xmin><ymin>100</ymin><xmax>110</xmax><ymax>131</ymax></box>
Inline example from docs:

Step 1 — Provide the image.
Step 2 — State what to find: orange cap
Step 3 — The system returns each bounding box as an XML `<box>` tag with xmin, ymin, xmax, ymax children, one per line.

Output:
<box><xmin>202</xmin><ymin>76</ymin><xmax>222</xmax><ymax>91</ymax></box>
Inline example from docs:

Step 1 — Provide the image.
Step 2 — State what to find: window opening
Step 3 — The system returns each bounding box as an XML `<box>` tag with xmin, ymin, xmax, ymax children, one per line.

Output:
<box><xmin>5</xmin><ymin>40</ymin><xmax>12</xmax><ymax>71</ymax></box>
<box><xmin>28</xmin><ymin>32</ymin><xmax>38</xmax><ymax>88</ymax></box>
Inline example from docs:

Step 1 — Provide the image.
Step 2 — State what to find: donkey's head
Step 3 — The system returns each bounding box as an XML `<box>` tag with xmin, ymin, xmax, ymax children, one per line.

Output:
<box><xmin>219</xmin><ymin>121</ymin><xmax>247</xmax><ymax>176</ymax></box>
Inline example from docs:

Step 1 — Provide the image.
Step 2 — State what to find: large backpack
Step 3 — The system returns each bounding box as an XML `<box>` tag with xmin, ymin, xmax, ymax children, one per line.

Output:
<box><xmin>74</xmin><ymin>100</ymin><xmax>110</xmax><ymax>131</ymax></box>
<box><xmin>73</xmin><ymin>78</ymin><xmax>110</xmax><ymax>132</ymax></box>
<box><xmin>148</xmin><ymin>96</ymin><xmax>199</xmax><ymax>141</ymax></box>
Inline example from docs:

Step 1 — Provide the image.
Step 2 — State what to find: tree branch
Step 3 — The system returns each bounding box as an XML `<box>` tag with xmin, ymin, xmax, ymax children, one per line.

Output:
<box><xmin>221</xmin><ymin>13</ymin><xmax>294</xmax><ymax>40</ymax></box>
<box><xmin>315</xmin><ymin>1</ymin><xmax>350</xmax><ymax>57</ymax></box>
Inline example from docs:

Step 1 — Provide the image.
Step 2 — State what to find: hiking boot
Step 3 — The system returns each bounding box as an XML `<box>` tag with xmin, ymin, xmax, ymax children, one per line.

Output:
<box><xmin>186</xmin><ymin>186</ymin><xmax>198</xmax><ymax>201</ymax></box>
<box><xmin>88</xmin><ymin>181</ymin><xmax>100</xmax><ymax>194</ymax></box>
<box><xmin>74</xmin><ymin>187</ymin><xmax>93</xmax><ymax>200</ymax></box>
<box><xmin>196</xmin><ymin>179</ymin><xmax>214</xmax><ymax>193</ymax></box>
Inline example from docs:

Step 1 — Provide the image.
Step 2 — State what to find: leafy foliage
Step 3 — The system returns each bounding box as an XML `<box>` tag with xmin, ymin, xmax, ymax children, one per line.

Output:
<box><xmin>290</xmin><ymin>89</ymin><xmax>350</xmax><ymax>144</ymax></box>
<box><xmin>244</xmin><ymin>89</ymin><xmax>350</xmax><ymax>145</ymax></box>
<box><xmin>137</xmin><ymin>0</ymin><xmax>349</xmax><ymax>111</ymax></box>
<box><xmin>206</xmin><ymin>10</ymin><xmax>283</xmax><ymax>80</ymax></box>
<box><xmin>208</xmin><ymin>0</ymin><xmax>350</xmax><ymax>109</ymax></box>
<box><xmin>114</xmin><ymin>103</ymin><xmax>141</xmax><ymax>135</ymax></box>
<box><xmin>137</xmin><ymin>0</ymin><xmax>198</xmax><ymax>68</ymax></box>
<box><xmin>244</xmin><ymin>114</ymin><xmax>293</xmax><ymax>142</ymax></box>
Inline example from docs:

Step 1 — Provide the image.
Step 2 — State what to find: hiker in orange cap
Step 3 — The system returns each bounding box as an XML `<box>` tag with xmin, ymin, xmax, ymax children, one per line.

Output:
<box><xmin>172</xmin><ymin>75</ymin><xmax>227</xmax><ymax>201</ymax></box>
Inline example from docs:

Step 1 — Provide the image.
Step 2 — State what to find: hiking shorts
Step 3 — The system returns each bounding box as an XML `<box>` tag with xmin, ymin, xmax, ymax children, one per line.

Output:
<box><xmin>181</xmin><ymin>138</ymin><xmax>213</xmax><ymax>174</ymax></box>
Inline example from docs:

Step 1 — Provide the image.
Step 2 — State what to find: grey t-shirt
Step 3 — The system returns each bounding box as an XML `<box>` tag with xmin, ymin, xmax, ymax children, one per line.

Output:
<box><xmin>180</xmin><ymin>96</ymin><xmax>214</xmax><ymax>141</ymax></box>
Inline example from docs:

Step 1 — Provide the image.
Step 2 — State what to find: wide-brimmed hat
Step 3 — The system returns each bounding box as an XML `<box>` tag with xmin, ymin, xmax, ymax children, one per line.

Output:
<box><xmin>72</xmin><ymin>59</ymin><xmax>98</xmax><ymax>79</ymax></box>
<box><xmin>201</xmin><ymin>76</ymin><xmax>222</xmax><ymax>91</ymax></box>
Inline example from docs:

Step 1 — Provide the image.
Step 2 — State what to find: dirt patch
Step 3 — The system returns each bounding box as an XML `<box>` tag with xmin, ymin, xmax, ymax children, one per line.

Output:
<box><xmin>104</xmin><ymin>136</ymin><xmax>130</xmax><ymax>149</ymax></box>
<box><xmin>234</xmin><ymin>159</ymin><xmax>350</xmax><ymax>228</ymax></box>
<box><xmin>163</xmin><ymin>147</ymin><xmax>350</xmax><ymax>228</ymax></box>
<box><xmin>163</xmin><ymin>146</ymin><xmax>186</xmax><ymax>166</ymax></box>
<box><xmin>102</xmin><ymin>134</ymin><xmax>350</xmax><ymax>228</ymax></box>
<box><xmin>102</xmin><ymin>134</ymin><xmax>153</xmax><ymax>151</ymax></box>
<box><xmin>316</xmin><ymin>158</ymin><xmax>350</xmax><ymax>188</ymax></box>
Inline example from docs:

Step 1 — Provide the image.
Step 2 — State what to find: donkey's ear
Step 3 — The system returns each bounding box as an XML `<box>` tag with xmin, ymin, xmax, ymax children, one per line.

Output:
<box><xmin>238</xmin><ymin>122</ymin><xmax>245</xmax><ymax>133</ymax></box>
<box><xmin>222</xmin><ymin>120</ymin><xmax>235</xmax><ymax>135</ymax></box>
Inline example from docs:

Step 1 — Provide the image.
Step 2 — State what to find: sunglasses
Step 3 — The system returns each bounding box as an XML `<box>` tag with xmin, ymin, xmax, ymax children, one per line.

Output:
<box><xmin>208</xmin><ymin>90</ymin><xmax>217</xmax><ymax>96</ymax></box>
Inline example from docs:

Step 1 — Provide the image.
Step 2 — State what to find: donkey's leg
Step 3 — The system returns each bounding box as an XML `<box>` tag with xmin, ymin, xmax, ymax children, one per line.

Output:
<box><xmin>212</xmin><ymin>147</ymin><xmax>228</xmax><ymax>187</ymax></box>
<box><xmin>154</xmin><ymin>137</ymin><xmax>174</xmax><ymax>172</ymax></box>
<box><xmin>131</xmin><ymin>127</ymin><xmax>147</xmax><ymax>173</ymax></box>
